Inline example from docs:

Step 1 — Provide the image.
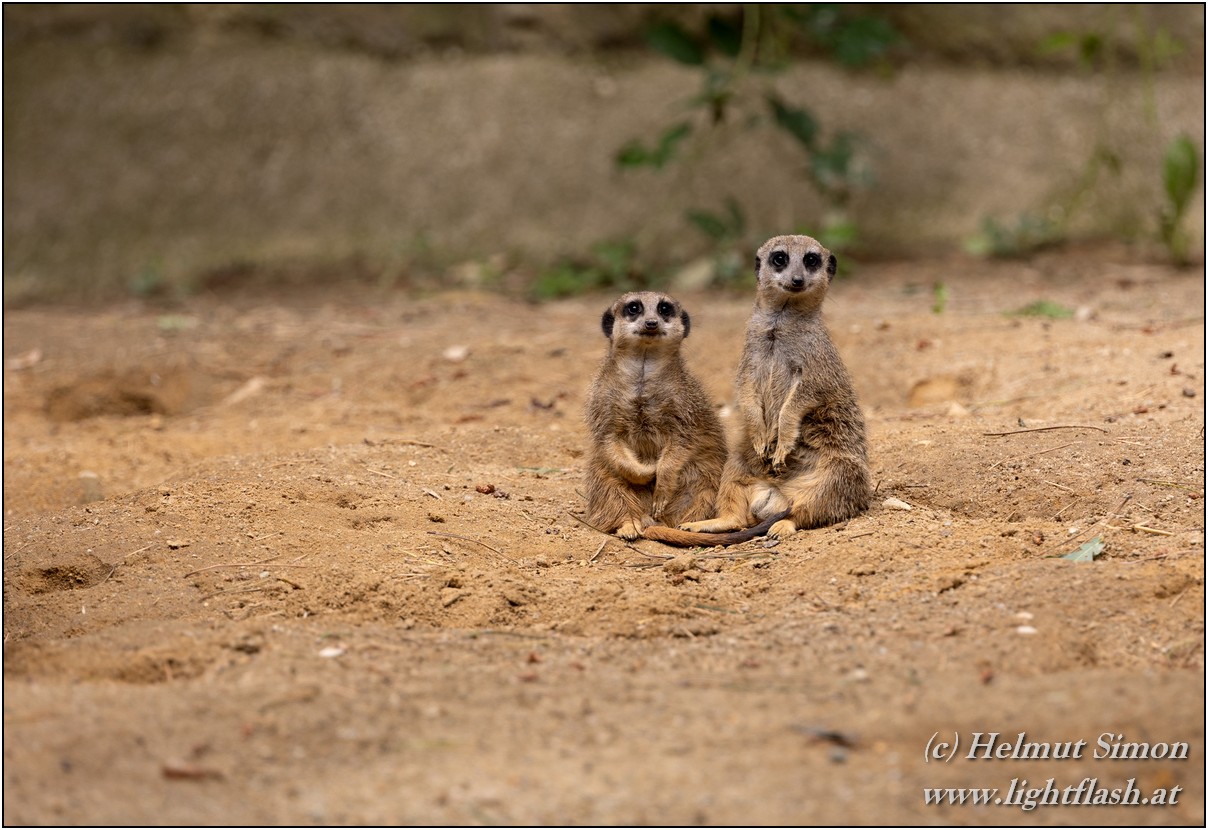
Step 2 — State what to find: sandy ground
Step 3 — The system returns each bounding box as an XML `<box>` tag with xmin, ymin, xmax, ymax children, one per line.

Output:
<box><xmin>3</xmin><ymin>251</ymin><xmax>1204</xmax><ymax>825</ymax></box>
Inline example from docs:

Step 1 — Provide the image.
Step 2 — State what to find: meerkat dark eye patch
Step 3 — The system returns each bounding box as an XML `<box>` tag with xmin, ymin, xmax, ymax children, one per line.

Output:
<box><xmin>769</xmin><ymin>250</ymin><xmax>790</xmax><ymax>270</ymax></box>
<box><xmin>600</xmin><ymin>309</ymin><xmax>616</xmax><ymax>338</ymax></box>
<box><xmin>656</xmin><ymin>300</ymin><xmax>674</xmax><ymax>319</ymax></box>
<box><xmin>624</xmin><ymin>300</ymin><xmax>643</xmax><ymax>317</ymax></box>
<box><xmin>680</xmin><ymin>310</ymin><xmax>691</xmax><ymax>338</ymax></box>
<box><xmin>804</xmin><ymin>252</ymin><xmax>822</xmax><ymax>270</ymax></box>
<box><xmin>827</xmin><ymin>254</ymin><xmax>837</xmax><ymax>278</ymax></box>
<box><xmin>754</xmin><ymin>256</ymin><xmax>761</xmax><ymax>277</ymax></box>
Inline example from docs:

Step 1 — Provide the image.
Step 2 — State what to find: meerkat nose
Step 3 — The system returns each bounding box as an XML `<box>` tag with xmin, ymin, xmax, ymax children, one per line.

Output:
<box><xmin>644</xmin><ymin>319</ymin><xmax>659</xmax><ymax>330</ymax></box>
<box><xmin>791</xmin><ymin>275</ymin><xmax>805</xmax><ymax>288</ymax></box>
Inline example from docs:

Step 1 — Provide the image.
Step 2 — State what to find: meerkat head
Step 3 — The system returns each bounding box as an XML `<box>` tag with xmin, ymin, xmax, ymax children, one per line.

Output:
<box><xmin>600</xmin><ymin>291</ymin><xmax>690</xmax><ymax>353</ymax></box>
<box><xmin>753</xmin><ymin>235</ymin><xmax>837</xmax><ymax>309</ymax></box>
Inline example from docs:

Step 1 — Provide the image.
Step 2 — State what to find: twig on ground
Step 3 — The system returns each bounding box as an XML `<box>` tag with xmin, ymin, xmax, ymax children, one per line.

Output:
<box><xmin>1053</xmin><ymin>500</ymin><xmax>1079</xmax><ymax>520</ymax></box>
<box><xmin>1131</xmin><ymin>524</ymin><xmax>1175</xmax><ymax>537</ymax></box>
<box><xmin>984</xmin><ymin>425</ymin><xmax>1108</xmax><ymax>436</ymax></box>
<box><xmin>1138</xmin><ymin>478</ymin><xmax>1202</xmax><ymax>491</ymax></box>
<box><xmin>1063</xmin><ymin>494</ymin><xmax>1133</xmax><ymax>550</ymax></box>
<box><xmin>124</xmin><ymin>544</ymin><xmax>154</xmax><ymax>562</ymax></box>
<box><xmin>426</xmin><ymin>531</ymin><xmax>513</xmax><ymax>561</ymax></box>
<box><xmin>990</xmin><ymin>441</ymin><xmax>1079</xmax><ymax>470</ymax></box>
<box><xmin>184</xmin><ymin>555</ymin><xmax>280</xmax><ymax>578</ymax></box>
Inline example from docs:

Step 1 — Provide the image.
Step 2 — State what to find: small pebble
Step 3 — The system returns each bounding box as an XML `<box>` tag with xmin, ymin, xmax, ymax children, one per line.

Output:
<box><xmin>882</xmin><ymin>497</ymin><xmax>913</xmax><ymax>511</ymax></box>
<box><xmin>78</xmin><ymin>471</ymin><xmax>103</xmax><ymax>504</ymax></box>
<box><xmin>1016</xmin><ymin>625</ymin><xmax>1038</xmax><ymax>636</ymax></box>
<box><xmin>663</xmin><ymin>554</ymin><xmax>697</xmax><ymax>575</ymax></box>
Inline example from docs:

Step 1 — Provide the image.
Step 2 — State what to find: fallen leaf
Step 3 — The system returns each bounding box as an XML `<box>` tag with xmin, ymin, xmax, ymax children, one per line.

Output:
<box><xmin>1061</xmin><ymin>536</ymin><xmax>1104</xmax><ymax>562</ymax></box>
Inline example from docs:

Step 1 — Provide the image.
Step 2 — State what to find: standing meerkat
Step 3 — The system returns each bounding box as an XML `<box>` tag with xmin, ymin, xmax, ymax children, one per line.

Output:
<box><xmin>652</xmin><ymin>235</ymin><xmax>871</xmax><ymax>546</ymax></box>
<box><xmin>583</xmin><ymin>291</ymin><xmax>728</xmax><ymax>540</ymax></box>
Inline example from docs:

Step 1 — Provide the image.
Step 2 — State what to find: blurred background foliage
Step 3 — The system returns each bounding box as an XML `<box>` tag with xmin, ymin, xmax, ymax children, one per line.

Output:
<box><xmin>3</xmin><ymin>3</ymin><xmax>1204</xmax><ymax>303</ymax></box>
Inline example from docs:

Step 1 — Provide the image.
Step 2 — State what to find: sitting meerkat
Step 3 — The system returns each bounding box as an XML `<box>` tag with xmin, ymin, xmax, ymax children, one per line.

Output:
<box><xmin>657</xmin><ymin>235</ymin><xmax>871</xmax><ymax>546</ymax></box>
<box><xmin>583</xmin><ymin>291</ymin><xmax>727</xmax><ymax>540</ymax></box>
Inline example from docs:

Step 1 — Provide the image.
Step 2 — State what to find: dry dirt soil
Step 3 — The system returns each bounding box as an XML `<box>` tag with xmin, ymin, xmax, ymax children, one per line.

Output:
<box><xmin>3</xmin><ymin>252</ymin><xmax>1205</xmax><ymax>826</ymax></box>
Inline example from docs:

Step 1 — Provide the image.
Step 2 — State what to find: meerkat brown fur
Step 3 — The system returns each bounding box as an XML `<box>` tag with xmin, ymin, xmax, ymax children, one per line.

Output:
<box><xmin>584</xmin><ymin>292</ymin><xmax>727</xmax><ymax>540</ymax></box>
<box><xmin>669</xmin><ymin>235</ymin><xmax>871</xmax><ymax>543</ymax></box>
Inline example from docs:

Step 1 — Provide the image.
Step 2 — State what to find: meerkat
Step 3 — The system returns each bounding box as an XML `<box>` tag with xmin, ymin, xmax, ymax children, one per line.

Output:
<box><xmin>583</xmin><ymin>291</ymin><xmax>728</xmax><ymax>540</ymax></box>
<box><xmin>651</xmin><ymin>235</ymin><xmax>871</xmax><ymax>547</ymax></box>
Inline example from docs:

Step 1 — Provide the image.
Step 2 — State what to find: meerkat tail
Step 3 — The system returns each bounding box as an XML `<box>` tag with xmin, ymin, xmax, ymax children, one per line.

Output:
<box><xmin>641</xmin><ymin>511</ymin><xmax>791</xmax><ymax>548</ymax></box>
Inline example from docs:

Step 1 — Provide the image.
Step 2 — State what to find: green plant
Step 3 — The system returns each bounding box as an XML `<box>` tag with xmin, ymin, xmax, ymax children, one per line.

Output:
<box><xmin>931</xmin><ymin>281</ymin><xmax>949</xmax><ymax>315</ymax></box>
<box><xmin>531</xmin><ymin>239</ymin><xmax>645</xmax><ymax>299</ymax></box>
<box><xmin>965</xmin><ymin>213</ymin><xmax>1063</xmax><ymax>258</ymax></box>
<box><xmin>615</xmin><ymin>6</ymin><xmax>901</xmax><ymax>278</ymax></box>
<box><xmin>1008</xmin><ymin>300</ymin><xmax>1075</xmax><ymax>319</ymax></box>
<box><xmin>1002</xmin><ymin>10</ymin><xmax>1202</xmax><ymax>263</ymax></box>
<box><xmin>128</xmin><ymin>261</ymin><xmax>169</xmax><ymax>297</ymax></box>
<box><xmin>683</xmin><ymin>197</ymin><xmax>748</xmax><ymax>285</ymax></box>
<box><xmin>1158</xmin><ymin>134</ymin><xmax>1199</xmax><ymax>266</ymax></box>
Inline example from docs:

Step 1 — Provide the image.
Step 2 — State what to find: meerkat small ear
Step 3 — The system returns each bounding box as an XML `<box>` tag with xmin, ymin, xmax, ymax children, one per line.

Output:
<box><xmin>754</xmin><ymin>256</ymin><xmax>762</xmax><ymax>280</ymax></box>
<box><xmin>680</xmin><ymin>310</ymin><xmax>691</xmax><ymax>338</ymax></box>
<box><xmin>826</xmin><ymin>254</ymin><xmax>837</xmax><ymax>280</ymax></box>
<box><xmin>601</xmin><ymin>309</ymin><xmax>615</xmax><ymax>339</ymax></box>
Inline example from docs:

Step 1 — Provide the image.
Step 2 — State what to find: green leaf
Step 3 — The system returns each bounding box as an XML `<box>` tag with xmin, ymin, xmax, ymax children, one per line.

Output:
<box><xmin>706</xmin><ymin>15</ymin><xmax>743</xmax><ymax>58</ymax></box>
<box><xmin>820</xmin><ymin>220</ymin><xmax>858</xmax><ymax>253</ymax></box>
<box><xmin>1009</xmin><ymin>299</ymin><xmax>1075</xmax><ymax>319</ymax></box>
<box><xmin>591</xmin><ymin>240</ymin><xmax>636</xmax><ymax>281</ymax></box>
<box><xmin>931</xmin><ymin>282</ymin><xmax>949</xmax><ymax>315</ymax></box>
<box><xmin>1037</xmin><ymin>32</ymin><xmax>1079</xmax><ymax>54</ymax></box>
<box><xmin>615</xmin><ymin>141</ymin><xmax>651</xmax><ymax>168</ymax></box>
<box><xmin>830</xmin><ymin>16</ymin><xmax>899</xmax><ymax>67</ymax></box>
<box><xmin>809</xmin><ymin>133</ymin><xmax>858</xmax><ymax>197</ymax></box>
<box><xmin>724</xmin><ymin>196</ymin><xmax>746</xmax><ymax>235</ymax></box>
<box><xmin>768</xmin><ymin>96</ymin><xmax>818</xmax><ymax>150</ymax></box>
<box><xmin>654</xmin><ymin>122</ymin><xmax>692</xmax><ymax>166</ymax></box>
<box><xmin>644</xmin><ymin>21</ymin><xmax>705</xmax><ymax>66</ymax></box>
<box><xmin>615</xmin><ymin>122</ymin><xmax>692</xmax><ymax>171</ymax></box>
<box><xmin>1163</xmin><ymin>135</ymin><xmax>1199</xmax><ymax>215</ymax></box>
<box><xmin>1061</xmin><ymin>536</ymin><xmax>1104</xmax><ymax>562</ymax></box>
<box><xmin>686</xmin><ymin>209</ymin><xmax>730</xmax><ymax>241</ymax></box>
<box><xmin>1077</xmin><ymin>33</ymin><xmax>1104</xmax><ymax>67</ymax></box>
<box><xmin>1149</xmin><ymin>28</ymin><xmax>1184</xmax><ymax>66</ymax></box>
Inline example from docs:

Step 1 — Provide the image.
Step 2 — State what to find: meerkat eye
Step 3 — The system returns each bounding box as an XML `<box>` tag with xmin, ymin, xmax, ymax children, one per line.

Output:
<box><xmin>804</xmin><ymin>252</ymin><xmax>822</xmax><ymax>270</ymax></box>
<box><xmin>656</xmin><ymin>300</ymin><xmax>674</xmax><ymax>318</ymax></box>
<box><xmin>769</xmin><ymin>251</ymin><xmax>789</xmax><ymax>270</ymax></box>
<box><xmin>624</xmin><ymin>301</ymin><xmax>643</xmax><ymax>317</ymax></box>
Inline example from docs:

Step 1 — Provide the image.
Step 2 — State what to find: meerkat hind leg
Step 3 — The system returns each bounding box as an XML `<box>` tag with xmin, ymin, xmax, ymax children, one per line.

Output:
<box><xmin>677</xmin><ymin>454</ymin><xmax>766</xmax><ymax>532</ymax></box>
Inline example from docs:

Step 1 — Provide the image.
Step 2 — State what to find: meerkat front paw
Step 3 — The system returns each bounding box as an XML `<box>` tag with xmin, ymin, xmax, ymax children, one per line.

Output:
<box><xmin>770</xmin><ymin>443</ymin><xmax>792</xmax><ymax>471</ymax></box>
<box><xmin>767</xmin><ymin>518</ymin><xmax>798</xmax><ymax>539</ymax></box>
<box><xmin>617</xmin><ymin>518</ymin><xmax>644</xmax><ymax>540</ymax></box>
<box><xmin>651</xmin><ymin>493</ymin><xmax>669</xmax><ymax>521</ymax></box>
<box><xmin>754</xmin><ymin>432</ymin><xmax>778</xmax><ymax>462</ymax></box>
